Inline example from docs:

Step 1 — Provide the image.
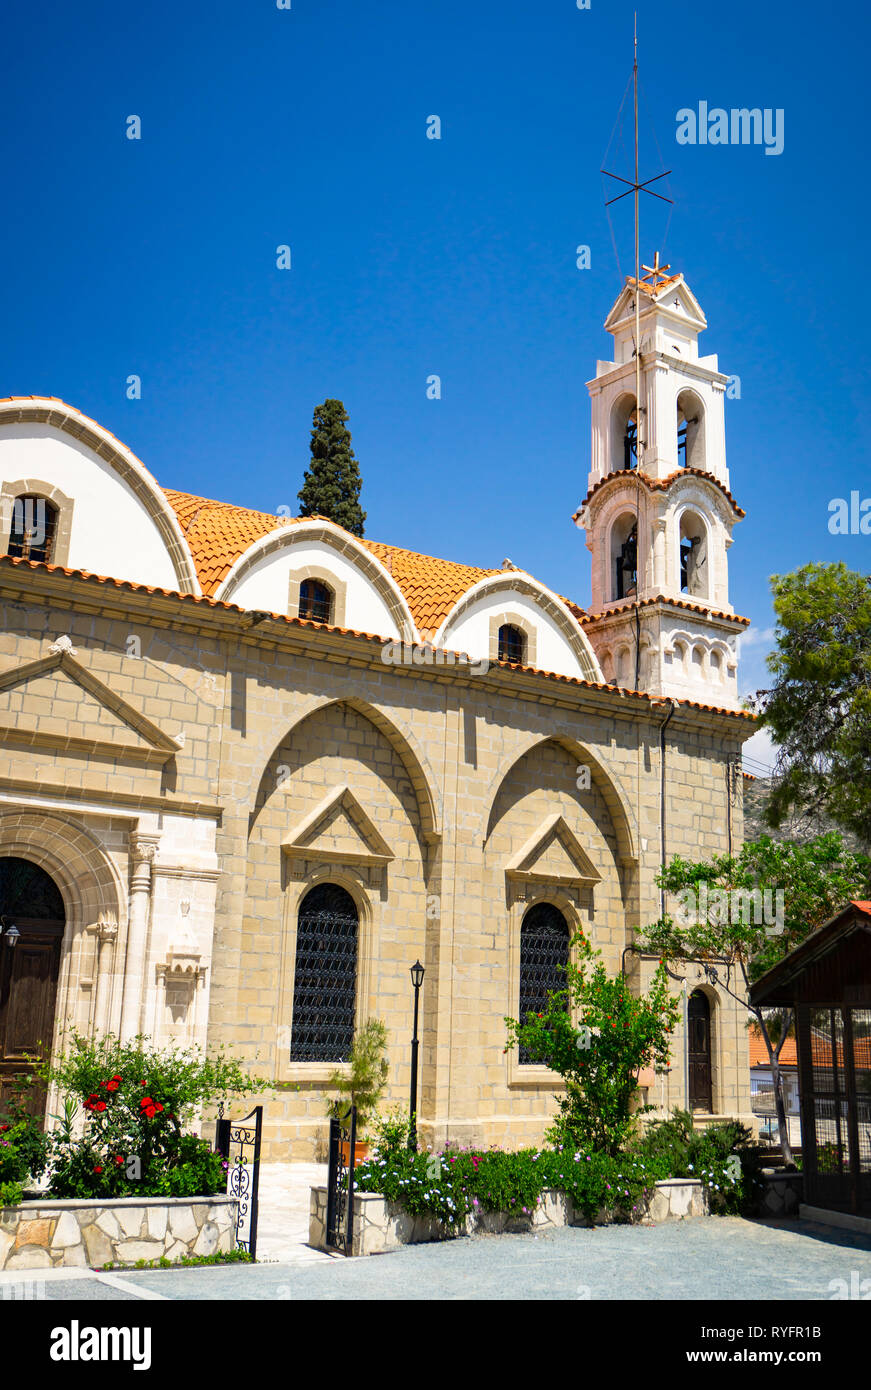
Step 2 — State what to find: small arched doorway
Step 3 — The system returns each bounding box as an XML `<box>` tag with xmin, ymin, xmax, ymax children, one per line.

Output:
<box><xmin>0</xmin><ymin>857</ymin><xmax>65</xmax><ymax>1120</ymax></box>
<box><xmin>688</xmin><ymin>989</ymin><xmax>713</xmax><ymax>1112</ymax></box>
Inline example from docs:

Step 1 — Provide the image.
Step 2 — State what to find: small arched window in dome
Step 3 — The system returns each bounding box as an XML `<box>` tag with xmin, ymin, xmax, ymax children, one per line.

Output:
<box><xmin>298</xmin><ymin>578</ymin><xmax>333</xmax><ymax>624</ymax></box>
<box><xmin>498</xmin><ymin>624</ymin><xmax>525</xmax><ymax>665</ymax></box>
<box><xmin>7</xmin><ymin>495</ymin><xmax>58</xmax><ymax>564</ymax></box>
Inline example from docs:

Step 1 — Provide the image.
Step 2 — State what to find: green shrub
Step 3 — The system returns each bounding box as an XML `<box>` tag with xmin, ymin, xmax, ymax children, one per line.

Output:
<box><xmin>42</xmin><ymin>1030</ymin><xmax>259</xmax><ymax>1201</ymax></box>
<box><xmin>633</xmin><ymin>1109</ymin><xmax>754</xmax><ymax>1213</ymax></box>
<box><xmin>505</xmin><ymin>934</ymin><xmax>680</xmax><ymax>1156</ymax></box>
<box><xmin>326</xmin><ymin>1018</ymin><xmax>389</xmax><ymax>1137</ymax></box>
<box><xmin>371</xmin><ymin>1106</ymin><xmax>412</xmax><ymax>1157</ymax></box>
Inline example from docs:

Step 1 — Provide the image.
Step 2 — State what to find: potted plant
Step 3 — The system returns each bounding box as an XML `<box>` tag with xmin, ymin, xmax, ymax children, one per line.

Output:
<box><xmin>326</xmin><ymin>1018</ymin><xmax>389</xmax><ymax>1165</ymax></box>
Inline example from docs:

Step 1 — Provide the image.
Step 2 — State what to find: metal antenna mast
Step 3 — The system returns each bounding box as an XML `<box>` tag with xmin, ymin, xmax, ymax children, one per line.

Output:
<box><xmin>601</xmin><ymin>13</ymin><xmax>673</xmax><ymax>689</ymax></box>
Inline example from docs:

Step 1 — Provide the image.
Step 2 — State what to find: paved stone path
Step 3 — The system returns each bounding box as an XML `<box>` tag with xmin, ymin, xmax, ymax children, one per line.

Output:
<box><xmin>254</xmin><ymin>1162</ymin><xmax>332</xmax><ymax>1265</ymax></box>
<box><xmin>3</xmin><ymin>1214</ymin><xmax>870</xmax><ymax>1301</ymax></box>
<box><xmin>3</xmin><ymin>1165</ymin><xmax>870</xmax><ymax>1301</ymax></box>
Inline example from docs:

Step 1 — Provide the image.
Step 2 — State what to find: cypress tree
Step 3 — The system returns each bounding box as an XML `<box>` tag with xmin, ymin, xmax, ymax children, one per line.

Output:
<box><xmin>297</xmin><ymin>399</ymin><xmax>366</xmax><ymax>537</ymax></box>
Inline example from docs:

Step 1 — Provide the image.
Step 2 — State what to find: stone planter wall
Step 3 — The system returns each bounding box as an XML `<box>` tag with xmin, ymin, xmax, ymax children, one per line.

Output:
<box><xmin>310</xmin><ymin>1178</ymin><xmax>707</xmax><ymax>1257</ymax></box>
<box><xmin>752</xmin><ymin>1170</ymin><xmax>804</xmax><ymax>1218</ymax></box>
<box><xmin>0</xmin><ymin>1194</ymin><xmax>239</xmax><ymax>1271</ymax></box>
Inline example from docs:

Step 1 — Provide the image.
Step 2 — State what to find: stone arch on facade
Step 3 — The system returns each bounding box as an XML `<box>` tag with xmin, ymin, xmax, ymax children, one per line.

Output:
<box><xmin>481</xmin><ymin>733</ymin><xmax>638</xmax><ymax>869</ymax></box>
<box><xmin>0</xmin><ymin>810</ymin><xmax>126</xmax><ymax>1061</ymax></box>
<box><xmin>247</xmin><ymin>695</ymin><xmax>442</xmax><ymax>846</ymax></box>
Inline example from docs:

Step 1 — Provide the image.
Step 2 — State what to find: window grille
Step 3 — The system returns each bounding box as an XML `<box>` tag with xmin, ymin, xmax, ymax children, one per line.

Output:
<box><xmin>289</xmin><ymin>883</ymin><xmax>358</xmax><ymax>1062</ymax></box>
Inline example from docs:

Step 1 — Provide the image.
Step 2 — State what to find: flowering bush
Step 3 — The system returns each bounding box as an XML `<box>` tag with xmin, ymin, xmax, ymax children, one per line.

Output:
<box><xmin>505</xmin><ymin>933</ymin><xmax>680</xmax><ymax>1155</ymax></box>
<box><xmin>42</xmin><ymin>1031</ymin><xmax>260</xmax><ymax>1201</ymax></box>
<box><xmin>354</xmin><ymin>1144</ymin><xmax>661</xmax><ymax>1227</ymax></box>
<box><xmin>354</xmin><ymin>1115</ymin><xmax>754</xmax><ymax>1227</ymax></box>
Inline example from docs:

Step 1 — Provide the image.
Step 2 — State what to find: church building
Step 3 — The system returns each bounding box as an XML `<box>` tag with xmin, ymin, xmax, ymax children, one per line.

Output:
<box><xmin>0</xmin><ymin>264</ymin><xmax>756</xmax><ymax>1157</ymax></box>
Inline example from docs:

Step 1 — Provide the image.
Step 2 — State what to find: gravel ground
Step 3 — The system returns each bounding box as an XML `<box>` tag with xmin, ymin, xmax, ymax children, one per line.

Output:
<box><xmin>52</xmin><ymin>1216</ymin><xmax>871</xmax><ymax>1302</ymax></box>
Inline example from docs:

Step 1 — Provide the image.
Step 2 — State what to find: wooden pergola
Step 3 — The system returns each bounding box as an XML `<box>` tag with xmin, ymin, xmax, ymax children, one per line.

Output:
<box><xmin>750</xmin><ymin>901</ymin><xmax>871</xmax><ymax>1217</ymax></box>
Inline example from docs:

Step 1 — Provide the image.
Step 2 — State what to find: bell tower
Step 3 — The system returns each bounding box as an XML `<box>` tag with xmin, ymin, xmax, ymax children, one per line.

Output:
<box><xmin>573</xmin><ymin>258</ymin><xmax>749</xmax><ymax>708</ymax></box>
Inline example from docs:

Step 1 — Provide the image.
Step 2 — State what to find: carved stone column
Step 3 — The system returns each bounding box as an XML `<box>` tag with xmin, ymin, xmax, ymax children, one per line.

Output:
<box><xmin>120</xmin><ymin>833</ymin><xmax>160</xmax><ymax>1042</ymax></box>
<box><xmin>91</xmin><ymin>913</ymin><xmax>119</xmax><ymax>1035</ymax></box>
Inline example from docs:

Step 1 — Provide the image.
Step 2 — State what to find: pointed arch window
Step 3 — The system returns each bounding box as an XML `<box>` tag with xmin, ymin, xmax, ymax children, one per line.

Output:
<box><xmin>498</xmin><ymin>624</ymin><xmax>526</xmax><ymax>665</ymax></box>
<box><xmin>518</xmin><ymin>902</ymin><xmax>570</xmax><ymax>1064</ymax></box>
<box><xmin>289</xmin><ymin>883</ymin><xmax>359</xmax><ymax>1062</ymax></box>
<box><xmin>7</xmin><ymin>495</ymin><xmax>58</xmax><ymax>564</ymax></box>
<box><xmin>298</xmin><ymin>579</ymin><xmax>333</xmax><ymax>624</ymax></box>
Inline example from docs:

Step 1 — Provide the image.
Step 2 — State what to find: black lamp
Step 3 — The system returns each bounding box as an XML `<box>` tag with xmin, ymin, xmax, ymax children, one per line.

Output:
<box><xmin>408</xmin><ymin>960</ymin><xmax>425</xmax><ymax>1150</ymax></box>
<box><xmin>0</xmin><ymin>916</ymin><xmax>20</xmax><ymax>948</ymax></box>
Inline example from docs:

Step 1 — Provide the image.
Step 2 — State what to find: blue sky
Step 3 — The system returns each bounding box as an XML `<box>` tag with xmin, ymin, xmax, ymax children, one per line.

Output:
<box><xmin>2</xmin><ymin>0</ymin><xmax>868</xmax><ymax>770</ymax></box>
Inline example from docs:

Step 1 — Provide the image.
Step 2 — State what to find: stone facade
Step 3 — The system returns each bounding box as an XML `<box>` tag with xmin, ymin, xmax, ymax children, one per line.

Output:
<box><xmin>0</xmin><ymin>1195</ymin><xmax>238</xmax><ymax>1270</ymax></box>
<box><xmin>0</xmin><ymin>553</ymin><xmax>755</xmax><ymax>1159</ymax></box>
<box><xmin>309</xmin><ymin>1178</ymin><xmax>709</xmax><ymax>1256</ymax></box>
<box><xmin>0</xmin><ymin>556</ymin><xmax>755</xmax><ymax>1158</ymax></box>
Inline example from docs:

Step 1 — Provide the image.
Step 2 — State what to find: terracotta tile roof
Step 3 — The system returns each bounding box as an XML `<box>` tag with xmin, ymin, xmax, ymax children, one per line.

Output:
<box><xmin>629</xmin><ymin>274</ymin><xmax>683</xmax><ymax>298</ymax></box>
<box><xmin>358</xmin><ymin>539</ymin><xmax>500</xmax><ymax>633</ymax></box>
<box><xmin>573</xmin><ymin>467</ymin><xmax>746</xmax><ymax>520</ymax></box>
<box><xmin>161</xmin><ymin>487</ymin><xmax>503</xmax><ymax>629</ymax></box>
<box><xmin>162</xmin><ymin>489</ymin><xmax>302</xmax><ymax>595</ymax></box>
<box><xmin>582</xmin><ymin>594</ymin><xmax>751</xmax><ymax>627</ymax></box>
<box><xmin>0</xmin><ymin>553</ymin><xmax>757</xmax><ymax>722</ymax></box>
<box><xmin>749</xmin><ymin>1026</ymin><xmax>797</xmax><ymax>1068</ymax></box>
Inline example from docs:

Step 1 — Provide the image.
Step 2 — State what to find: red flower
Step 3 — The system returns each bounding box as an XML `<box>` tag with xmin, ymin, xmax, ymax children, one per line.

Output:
<box><xmin>154</xmin><ymin>1103</ymin><xmax>164</xmax><ymax>1114</ymax></box>
<box><xmin>111</xmin><ymin>1075</ymin><xmax>122</xmax><ymax>1083</ymax></box>
<box><xmin>139</xmin><ymin>1097</ymin><xmax>154</xmax><ymax>1109</ymax></box>
<box><xmin>106</xmin><ymin>1080</ymin><xmax>119</xmax><ymax>1092</ymax></box>
<box><xmin>93</xmin><ymin>1165</ymin><xmax>103</xmax><ymax>1174</ymax></box>
<box><xmin>114</xmin><ymin>1155</ymin><xmax>124</xmax><ymax>1165</ymax></box>
<box><xmin>139</xmin><ymin>1081</ymin><xmax>147</xmax><ymax>1087</ymax></box>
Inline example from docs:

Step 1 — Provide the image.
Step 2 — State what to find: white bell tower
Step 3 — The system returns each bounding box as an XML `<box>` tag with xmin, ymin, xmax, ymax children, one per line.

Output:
<box><xmin>573</xmin><ymin>259</ymin><xmax>748</xmax><ymax>709</ymax></box>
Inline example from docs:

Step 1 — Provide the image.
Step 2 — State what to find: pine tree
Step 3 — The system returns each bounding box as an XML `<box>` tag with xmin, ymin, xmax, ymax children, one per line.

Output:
<box><xmin>297</xmin><ymin>399</ymin><xmax>366</xmax><ymax>537</ymax></box>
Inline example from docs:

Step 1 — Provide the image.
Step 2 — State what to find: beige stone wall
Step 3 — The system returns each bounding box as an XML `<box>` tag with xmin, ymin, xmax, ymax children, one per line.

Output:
<box><xmin>0</xmin><ymin>568</ymin><xmax>754</xmax><ymax>1160</ymax></box>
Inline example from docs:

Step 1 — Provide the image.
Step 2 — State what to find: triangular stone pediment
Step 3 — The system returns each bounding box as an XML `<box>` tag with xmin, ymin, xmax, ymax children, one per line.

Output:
<box><xmin>0</xmin><ymin>650</ymin><xmax>183</xmax><ymax>764</ymax></box>
<box><xmin>282</xmin><ymin>786</ymin><xmax>394</xmax><ymax>867</ymax></box>
<box><xmin>505</xmin><ymin>814</ymin><xmax>601</xmax><ymax>888</ymax></box>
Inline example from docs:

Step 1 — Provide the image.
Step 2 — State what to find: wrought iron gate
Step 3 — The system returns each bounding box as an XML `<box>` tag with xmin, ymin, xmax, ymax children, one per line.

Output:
<box><xmin>215</xmin><ymin>1105</ymin><xmax>263</xmax><ymax>1259</ymax></box>
<box><xmin>325</xmin><ymin>1106</ymin><xmax>357</xmax><ymax>1254</ymax></box>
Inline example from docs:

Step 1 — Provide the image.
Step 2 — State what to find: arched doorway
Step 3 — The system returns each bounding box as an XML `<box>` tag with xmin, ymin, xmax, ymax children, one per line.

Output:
<box><xmin>289</xmin><ymin>883</ymin><xmax>359</xmax><ymax>1063</ymax></box>
<box><xmin>688</xmin><ymin>989</ymin><xmax>713</xmax><ymax>1112</ymax></box>
<box><xmin>0</xmin><ymin>857</ymin><xmax>65</xmax><ymax>1120</ymax></box>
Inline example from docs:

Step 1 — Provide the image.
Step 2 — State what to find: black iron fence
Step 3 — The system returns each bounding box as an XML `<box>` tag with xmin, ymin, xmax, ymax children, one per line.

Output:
<box><xmin>215</xmin><ymin>1105</ymin><xmax>263</xmax><ymax>1259</ymax></box>
<box><xmin>325</xmin><ymin>1106</ymin><xmax>357</xmax><ymax>1255</ymax></box>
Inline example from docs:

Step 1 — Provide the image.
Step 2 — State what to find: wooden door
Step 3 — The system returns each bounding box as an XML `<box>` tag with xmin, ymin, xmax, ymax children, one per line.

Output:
<box><xmin>0</xmin><ymin>856</ymin><xmax>65</xmax><ymax>1123</ymax></box>
<box><xmin>688</xmin><ymin>990</ymin><xmax>713</xmax><ymax>1112</ymax></box>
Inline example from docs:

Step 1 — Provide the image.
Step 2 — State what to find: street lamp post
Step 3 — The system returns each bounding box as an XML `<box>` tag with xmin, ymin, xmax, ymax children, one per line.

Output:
<box><xmin>408</xmin><ymin>960</ymin><xmax>425</xmax><ymax>1151</ymax></box>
